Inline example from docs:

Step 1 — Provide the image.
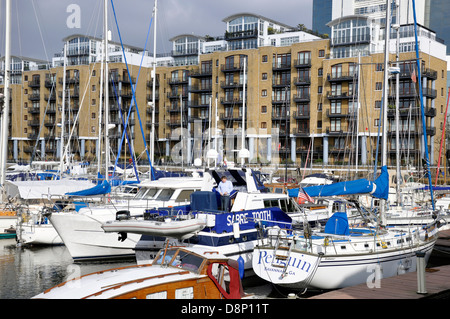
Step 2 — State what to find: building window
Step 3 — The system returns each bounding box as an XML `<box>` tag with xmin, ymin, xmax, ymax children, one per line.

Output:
<box><xmin>261</xmin><ymin>105</ymin><xmax>267</xmax><ymax>113</ymax></box>
<box><xmin>91</xmin><ymin>126</ymin><xmax>96</xmax><ymax>133</ymax></box>
<box><xmin>375</xmin><ymin>82</ymin><xmax>382</xmax><ymax>91</ymax></box>
<box><xmin>92</xmin><ymin>85</ymin><xmax>96</xmax><ymax>91</ymax></box>
<box><xmin>261</xmin><ymin>122</ymin><xmax>267</xmax><ymax>129</ymax></box>
<box><xmin>375</xmin><ymin>119</ymin><xmax>380</xmax><ymax>127</ymax></box>
<box><xmin>317</xmin><ymin>103</ymin><xmax>322</xmax><ymax>111</ymax></box>
<box><xmin>262</xmin><ymin>73</ymin><xmax>268</xmax><ymax>80</ymax></box>
<box><xmin>92</xmin><ymin>70</ymin><xmax>96</xmax><ymax>77</ymax></box>
<box><xmin>262</xmin><ymin>89</ymin><xmax>267</xmax><ymax>97</ymax></box>
<box><xmin>92</xmin><ymin>99</ymin><xmax>96</xmax><ymax>105</ymax></box>
<box><xmin>262</xmin><ymin>55</ymin><xmax>268</xmax><ymax>63</ymax></box>
<box><xmin>317</xmin><ymin>120</ymin><xmax>322</xmax><ymax>129</ymax></box>
<box><xmin>375</xmin><ymin>100</ymin><xmax>382</xmax><ymax>108</ymax></box>
<box><xmin>318</xmin><ymin>86</ymin><xmax>323</xmax><ymax>94</ymax></box>
<box><xmin>318</xmin><ymin>49</ymin><xmax>325</xmax><ymax>57</ymax></box>
<box><xmin>376</xmin><ymin>63</ymin><xmax>383</xmax><ymax>71</ymax></box>
<box><xmin>318</xmin><ymin>68</ymin><xmax>323</xmax><ymax>77</ymax></box>
<box><xmin>91</xmin><ymin>112</ymin><xmax>96</xmax><ymax>119</ymax></box>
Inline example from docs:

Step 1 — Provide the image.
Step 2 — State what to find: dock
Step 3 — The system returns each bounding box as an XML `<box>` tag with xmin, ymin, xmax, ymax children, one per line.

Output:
<box><xmin>310</xmin><ymin>260</ymin><xmax>450</xmax><ymax>299</ymax></box>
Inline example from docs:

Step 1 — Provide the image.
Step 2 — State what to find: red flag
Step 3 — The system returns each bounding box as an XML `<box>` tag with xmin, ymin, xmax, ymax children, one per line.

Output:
<box><xmin>411</xmin><ymin>68</ymin><xmax>417</xmax><ymax>83</ymax></box>
<box><xmin>298</xmin><ymin>187</ymin><xmax>314</xmax><ymax>204</ymax></box>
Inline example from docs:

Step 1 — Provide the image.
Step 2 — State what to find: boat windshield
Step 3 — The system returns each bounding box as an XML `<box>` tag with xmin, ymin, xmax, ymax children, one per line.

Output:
<box><xmin>156</xmin><ymin>188</ymin><xmax>175</xmax><ymax>201</ymax></box>
<box><xmin>135</xmin><ymin>187</ymin><xmax>160</xmax><ymax>200</ymax></box>
<box><xmin>171</xmin><ymin>250</ymin><xmax>204</xmax><ymax>274</ymax></box>
<box><xmin>153</xmin><ymin>249</ymin><xmax>205</xmax><ymax>274</ymax></box>
<box><xmin>154</xmin><ymin>248</ymin><xmax>178</xmax><ymax>266</ymax></box>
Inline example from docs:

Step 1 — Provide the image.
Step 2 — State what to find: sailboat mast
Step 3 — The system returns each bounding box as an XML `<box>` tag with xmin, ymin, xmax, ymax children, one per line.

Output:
<box><xmin>104</xmin><ymin>0</ymin><xmax>110</xmax><ymax>182</ymax></box>
<box><xmin>412</xmin><ymin>0</ymin><xmax>435</xmax><ymax>210</ymax></box>
<box><xmin>0</xmin><ymin>0</ymin><xmax>11</xmax><ymax>187</ymax></box>
<box><xmin>59</xmin><ymin>43</ymin><xmax>67</xmax><ymax>178</ymax></box>
<box><xmin>97</xmin><ymin>40</ymin><xmax>105</xmax><ymax>176</ymax></box>
<box><xmin>380</xmin><ymin>0</ymin><xmax>392</xmax><ymax>226</ymax></box>
<box><xmin>394</xmin><ymin>0</ymin><xmax>402</xmax><ymax>206</ymax></box>
<box><xmin>150</xmin><ymin>0</ymin><xmax>157</xmax><ymax>170</ymax></box>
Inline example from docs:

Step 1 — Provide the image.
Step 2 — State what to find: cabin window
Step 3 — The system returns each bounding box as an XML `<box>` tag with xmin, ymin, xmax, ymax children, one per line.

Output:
<box><xmin>135</xmin><ymin>187</ymin><xmax>159</xmax><ymax>199</ymax></box>
<box><xmin>146</xmin><ymin>291</ymin><xmax>167</xmax><ymax>299</ymax></box>
<box><xmin>279</xmin><ymin>199</ymin><xmax>289</xmax><ymax>212</ymax></box>
<box><xmin>263</xmin><ymin>199</ymin><xmax>279</xmax><ymax>208</ymax></box>
<box><xmin>175</xmin><ymin>190</ymin><xmax>195</xmax><ymax>202</ymax></box>
<box><xmin>156</xmin><ymin>188</ymin><xmax>175</xmax><ymax>201</ymax></box>
<box><xmin>175</xmin><ymin>287</ymin><xmax>194</xmax><ymax>299</ymax></box>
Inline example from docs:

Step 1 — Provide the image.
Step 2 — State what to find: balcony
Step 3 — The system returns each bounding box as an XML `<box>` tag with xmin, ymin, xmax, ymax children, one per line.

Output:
<box><xmin>292</xmin><ymin>110</ymin><xmax>310</xmax><ymax>119</ymax></box>
<box><xmin>293</xmin><ymin>59</ymin><xmax>311</xmax><ymax>68</ymax></box>
<box><xmin>221</xmin><ymin>63</ymin><xmax>243</xmax><ymax>73</ymax></box>
<box><xmin>272</xmin><ymin>79</ymin><xmax>291</xmax><ymax>88</ymax></box>
<box><xmin>221</xmin><ymin>97</ymin><xmax>243</xmax><ymax>105</ymax></box>
<box><xmin>28</xmin><ymin>120</ymin><xmax>41</xmax><ymax>127</ymax></box>
<box><xmin>28</xmin><ymin>93</ymin><xmax>41</xmax><ymax>101</ymax></box>
<box><xmin>225</xmin><ymin>29</ymin><xmax>257</xmax><ymax>41</ymax></box>
<box><xmin>190</xmin><ymin>69</ymin><xmax>212</xmax><ymax>78</ymax></box>
<box><xmin>221</xmin><ymin>81</ymin><xmax>245</xmax><ymax>89</ymax></box>
<box><xmin>292</xmin><ymin>127</ymin><xmax>310</xmax><ymax>136</ymax></box>
<box><xmin>167</xmin><ymin>92</ymin><xmax>188</xmax><ymax>100</ymax></box>
<box><xmin>171</xmin><ymin>48</ymin><xmax>199</xmax><ymax>57</ymax></box>
<box><xmin>326</xmin><ymin>126</ymin><xmax>351</xmax><ymax>136</ymax></box>
<box><xmin>272</xmin><ymin>98</ymin><xmax>291</xmax><ymax>105</ymax></box>
<box><xmin>147</xmin><ymin>93</ymin><xmax>160</xmax><ymax>101</ymax></box>
<box><xmin>189</xmin><ymin>84</ymin><xmax>213</xmax><ymax>93</ymax></box>
<box><xmin>189</xmin><ymin>100</ymin><xmax>210</xmax><ymax>108</ymax></box>
<box><xmin>44</xmin><ymin>79</ymin><xmax>56</xmax><ymax>88</ymax></box>
<box><xmin>271</xmin><ymin>111</ymin><xmax>290</xmax><ymax>121</ymax></box>
<box><xmin>168</xmin><ymin>77</ymin><xmax>189</xmax><ymax>85</ymax></box>
<box><xmin>326</xmin><ymin>91</ymin><xmax>356</xmax><ymax>100</ymax></box>
<box><xmin>326</xmin><ymin>108</ymin><xmax>357</xmax><ymax>118</ymax></box>
<box><xmin>293</xmin><ymin>77</ymin><xmax>311</xmax><ymax>86</ymax></box>
<box><xmin>331</xmin><ymin>34</ymin><xmax>370</xmax><ymax>47</ymax></box>
<box><xmin>272</xmin><ymin>61</ymin><xmax>291</xmax><ymax>71</ymax></box>
<box><xmin>28</xmin><ymin>107</ymin><xmax>41</xmax><ymax>114</ymax></box>
<box><xmin>327</xmin><ymin>72</ymin><xmax>358</xmax><ymax>82</ymax></box>
<box><xmin>44</xmin><ymin>93</ymin><xmax>56</xmax><ymax>101</ymax></box>
<box><xmin>293</xmin><ymin>94</ymin><xmax>310</xmax><ymax>103</ymax></box>
<box><xmin>389</xmin><ymin>87</ymin><xmax>437</xmax><ymax>99</ymax></box>
<box><xmin>147</xmin><ymin>80</ymin><xmax>160</xmax><ymax>88</ymax></box>
<box><xmin>28</xmin><ymin>79</ymin><xmax>41</xmax><ymax>88</ymax></box>
<box><xmin>220</xmin><ymin>112</ymin><xmax>242</xmax><ymax>121</ymax></box>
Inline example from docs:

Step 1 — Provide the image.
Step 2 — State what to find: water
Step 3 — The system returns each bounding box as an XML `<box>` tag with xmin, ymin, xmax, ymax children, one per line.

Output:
<box><xmin>0</xmin><ymin>238</ymin><xmax>131</xmax><ymax>299</ymax></box>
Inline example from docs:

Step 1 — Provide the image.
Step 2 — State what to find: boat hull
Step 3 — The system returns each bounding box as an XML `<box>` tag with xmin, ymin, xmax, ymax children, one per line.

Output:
<box><xmin>253</xmin><ymin>239</ymin><xmax>435</xmax><ymax>290</ymax></box>
<box><xmin>49</xmin><ymin>210</ymin><xmax>147</xmax><ymax>260</ymax></box>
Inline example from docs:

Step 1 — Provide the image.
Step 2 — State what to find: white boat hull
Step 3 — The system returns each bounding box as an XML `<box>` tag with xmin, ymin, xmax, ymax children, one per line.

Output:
<box><xmin>49</xmin><ymin>210</ymin><xmax>146</xmax><ymax>260</ymax></box>
<box><xmin>18</xmin><ymin>223</ymin><xmax>63</xmax><ymax>245</ymax></box>
<box><xmin>253</xmin><ymin>239</ymin><xmax>435</xmax><ymax>290</ymax></box>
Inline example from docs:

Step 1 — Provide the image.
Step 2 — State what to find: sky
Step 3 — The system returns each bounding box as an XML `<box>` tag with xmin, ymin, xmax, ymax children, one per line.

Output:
<box><xmin>0</xmin><ymin>0</ymin><xmax>313</xmax><ymax>61</ymax></box>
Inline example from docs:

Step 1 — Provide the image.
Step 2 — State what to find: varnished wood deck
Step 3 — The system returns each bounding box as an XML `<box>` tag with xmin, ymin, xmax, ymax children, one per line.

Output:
<box><xmin>309</xmin><ymin>264</ymin><xmax>450</xmax><ymax>299</ymax></box>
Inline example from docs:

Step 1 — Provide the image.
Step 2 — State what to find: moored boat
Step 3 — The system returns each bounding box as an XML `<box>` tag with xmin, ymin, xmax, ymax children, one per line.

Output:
<box><xmin>33</xmin><ymin>246</ymin><xmax>248</xmax><ymax>299</ymax></box>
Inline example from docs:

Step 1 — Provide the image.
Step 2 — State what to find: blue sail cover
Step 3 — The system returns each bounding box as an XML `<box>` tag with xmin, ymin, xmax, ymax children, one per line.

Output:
<box><xmin>66</xmin><ymin>180</ymin><xmax>111</xmax><ymax>197</ymax></box>
<box><xmin>288</xmin><ymin>166</ymin><xmax>389</xmax><ymax>200</ymax></box>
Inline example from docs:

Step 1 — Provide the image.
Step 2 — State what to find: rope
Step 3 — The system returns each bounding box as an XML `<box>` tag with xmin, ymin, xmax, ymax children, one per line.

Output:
<box><xmin>110</xmin><ymin>0</ymin><xmax>155</xmax><ymax>180</ymax></box>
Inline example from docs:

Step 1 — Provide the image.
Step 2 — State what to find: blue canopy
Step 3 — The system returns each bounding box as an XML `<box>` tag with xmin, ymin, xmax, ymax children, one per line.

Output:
<box><xmin>66</xmin><ymin>180</ymin><xmax>111</xmax><ymax>197</ymax></box>
<box><xmin>288</xmin><ymin>166</ymin><xmax>389</xmax><ymax>200</ymax></box>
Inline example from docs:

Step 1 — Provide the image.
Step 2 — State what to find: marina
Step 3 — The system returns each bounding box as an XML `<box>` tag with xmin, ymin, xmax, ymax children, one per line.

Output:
<box><xmin>1</xmin><ymin>0</ymin><xmax>450</xmax><ymax>302</ymax></box>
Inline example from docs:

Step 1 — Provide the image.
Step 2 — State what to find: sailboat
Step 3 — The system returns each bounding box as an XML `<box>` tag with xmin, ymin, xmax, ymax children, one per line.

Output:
<box><xmin>251</xmin><ymin>0</ymin><xmax>442</xmax><ymax>290</ymax></box>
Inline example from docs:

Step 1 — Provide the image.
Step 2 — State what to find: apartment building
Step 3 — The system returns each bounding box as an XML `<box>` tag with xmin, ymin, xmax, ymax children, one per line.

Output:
<box><xmin>0</xmin><ymin>12</ymin><xmax>447</xmax><ymax>169</ymax></box>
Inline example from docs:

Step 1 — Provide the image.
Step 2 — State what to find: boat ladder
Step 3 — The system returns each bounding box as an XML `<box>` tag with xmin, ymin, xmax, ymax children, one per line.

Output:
<box><xmin>272</xmin><ymin>231</ymin><xmax>294</xmax><ymax>278</ymax></box>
